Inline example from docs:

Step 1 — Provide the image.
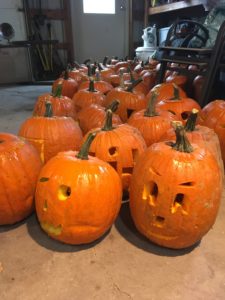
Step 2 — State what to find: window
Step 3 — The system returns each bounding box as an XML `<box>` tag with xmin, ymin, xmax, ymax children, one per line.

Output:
<box><xmin>83</xmin><ymin>0</ymin><xmax>115</xmax><ymax>14</ymax></box>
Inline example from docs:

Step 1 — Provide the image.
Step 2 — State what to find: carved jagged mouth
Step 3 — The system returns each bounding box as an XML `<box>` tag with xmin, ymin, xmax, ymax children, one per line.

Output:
<box><xmin>148</xmin><ymin>231</ymin><xmax>178</xmax><ymax>241</ymax></box>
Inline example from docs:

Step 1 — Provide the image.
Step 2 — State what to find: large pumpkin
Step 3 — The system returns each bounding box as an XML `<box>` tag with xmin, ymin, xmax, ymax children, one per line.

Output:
<box><xmin>129</xmin><ymin>123</ymin><xmax>223</xmax><ymax>249</ymax></box>
<box><xmin>19</xmin><ymin>102</ymin><xmax>83</xmax><ymax>163</ymax></box>
<box><xmin>83</xmin><ymin>108</ymin><xmax>147</xmax><ymax>192</ymax></box>
<box><xmin>33</xmin><ymin>83</ymin><xmax>75</xmax><ymax>118</ymax></box>
<box><xmin>35</xmin><ymin>132</ymin><xmax>122</xmax><ymax>244</ymax></box>
<box><xmin>0</xmin><ymin>133</ymin><xmax>42</xmax><ymax>225</ymax></box>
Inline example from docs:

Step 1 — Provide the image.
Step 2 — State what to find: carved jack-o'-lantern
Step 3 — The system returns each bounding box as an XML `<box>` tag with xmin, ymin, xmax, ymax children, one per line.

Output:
<box><xmin>35</xmin><ymin>133</ymin><xmax>122</xmax><ymax>245</ymax></box>
<box><xmin>83</xmin><ymin>108</ymin><xmax>147</xmax><ymax>192</ymax></box>
<box><xmin>129</xmin><ymin>123</ymin><xmax>223</xmax><ymax>249</ymax></box>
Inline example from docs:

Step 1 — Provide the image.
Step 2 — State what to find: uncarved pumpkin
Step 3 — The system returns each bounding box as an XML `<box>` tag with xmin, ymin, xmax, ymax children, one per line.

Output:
<box><xmin>0</xmin><ymin>133</ymin><xmax>42</xmax><ymax>225</ymax></box>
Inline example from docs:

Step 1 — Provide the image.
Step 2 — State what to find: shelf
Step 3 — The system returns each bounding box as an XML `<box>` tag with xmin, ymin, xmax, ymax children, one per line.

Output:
<box><xmin>148</xmin><ymin>0</ymin><xmax>207</xmax><ymax>16</ymax></box>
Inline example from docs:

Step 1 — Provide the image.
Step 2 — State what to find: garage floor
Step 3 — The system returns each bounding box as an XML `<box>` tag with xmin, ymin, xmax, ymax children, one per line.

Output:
<box><xmin>0</xmin><ymin>85</ymin><xmax>225</xmax><ymax>300</ymax></box>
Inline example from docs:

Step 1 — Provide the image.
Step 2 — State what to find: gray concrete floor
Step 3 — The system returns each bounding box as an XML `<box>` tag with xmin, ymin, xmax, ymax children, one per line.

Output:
<box><xmin>0</xmin><ymin>85</ymin><xmax>225</xmax><ymax>300</ymax></box>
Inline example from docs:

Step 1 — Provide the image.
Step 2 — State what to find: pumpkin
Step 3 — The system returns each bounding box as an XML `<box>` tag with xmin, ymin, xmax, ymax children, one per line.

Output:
<box><xmin>52</xmin><ymin>69</ymin><xmax>78</xmax><ymax>99</ymax></box>
<box><xmin>156</xmin><ymin>84</ymin><xmax>201</xmax><ymax>122</ymax></box>
<box><xmin>72</xmin><ymin>80</ymin><xmax>106</xmax><ymax>115</ymax></box>
<box><xmin>33</xmin><ymin>83</ymin><xmax>75</xmax><ymax>118</ymax></box>
<box><xmin>160</xmin><ymin>109</ymin><xmax>224</xmax><ymax>176</ymax></box>
<box><xmin>105</xmin><ymin>79</ymin><xmax>147</xmax><ymax>122</ymax></box>
<box><xmin>0</xmin><ymin>133</ymin><xmax>42</xmax><ymax>225</ymax></box>
<box><xmin>166</xmin><ymin>73</ymin><xmax>188</xmax><ymax>90</ymax></box>
<box><xmin>77</xmin><ymin>100</ymin><xmax>122</xmax><ymax>134</ymax></box>
<box><xmin>78</xmin><ymin>71</ymin><xmax>113</xmax><ymax>95</ymax></box>
<box><xmin>127</xmin><ymin>93</ymin><xmax>176</xmax><ymax>146</ymax></box>
<box><xmin>129</xmin><ymin>122</ymin><xmax>223</xmax><ymax>249</ymax></box>
<box><xmin>83</xmin><ymin>108</ymin><xmax>147</xmax><ymax>192</ymax></box>
<box><xmin>19</xmin><ymin>102</ymin><xmax>83</xmax><ymax>163</ymax></box>
<box><xmin>35</xmin><ymin>132</ymin><xmax>122</xmax><ymax>244</ymax></box>
<box><xmin>199</xmin><ymin>100</ymin><xmax>225</xmax><ymax>166</ymax></box>
<box><xmin>146</xmin><ymin>82</ymin><xmax>187</xmax><ymax>103</ymax></box>
<box><xmin>193</xmin><ymin>75</ymin><xmax>204</xmax><ymax>102</ymax></box>
<box><xmin>124</xmin><ymin>68</ymin><xmax>149</xmax><ymax>95</ymax></box>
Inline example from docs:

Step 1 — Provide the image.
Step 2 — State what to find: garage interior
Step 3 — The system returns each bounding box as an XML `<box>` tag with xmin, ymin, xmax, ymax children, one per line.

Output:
<box><xmin>1</xmin><ymin>1</ymin><xmax>225</xmax><ymax>299</ymax></box>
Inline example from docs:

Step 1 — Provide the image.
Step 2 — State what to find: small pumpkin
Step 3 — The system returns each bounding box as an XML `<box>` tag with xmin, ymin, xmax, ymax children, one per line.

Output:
<box><xmin>33</xmin><ymin>83</ymin><xmax>75</xmax><ymax>118</ymax></box>
<box><xmin>83</xmin><ymin>108</ymin><xmax>147</xmax><ymax>192</ymax></box>
<box><xmin>0</xmin><ymin>133</ymin><xmax>42</xmax><ymax>225</ymax></box>
<box><xmin>77</xmin><ymin>100</ymin><xmax>122</xmax><ymax>134</ymax></box>
<box><xmin>19</xmin><ymin>102</ymin><xmax>83</xmax><ymax>163</ymax></box>
<box><xmin>72</xmin><ymin>80</ymin><xmax>106</xmax><ymax>115</ymax></box>
<box><xmin>105</xmin><ymin>78</ymin><xmax>147</xmax><ymax>122</ymax></box>
<box><xmin>129</xmin><ymin>122</ymin><xmax>223</xmax><ymax>249</ymax></box>
<box><xmin>127</xmin><ymin>93</ymin><xmax>176</xmax><ymax>146</ymax></box>
<box><xmin>156</xmin><ymin>84</ymin><xmax>201</xmax><ymax>122</ymax></box>
<box><xmin>52</xmin><ymin>69</ymin><xmax>78</xmax><ymax>98</ymax></box>
<box><xmin>35</xmin><ymin>132</ymin><xmax>122</xmax><ymax>245</ymax></box>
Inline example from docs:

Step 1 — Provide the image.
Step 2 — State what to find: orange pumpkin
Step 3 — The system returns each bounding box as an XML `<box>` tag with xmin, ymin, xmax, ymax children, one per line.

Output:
<box><xmin>160</xmin><ymin>109</ymin><xmax>224</xmax><ymax>176</ymax></box>
<box><xmin>199</xmin><ymin>100</ymin><xmax>225</xmax><ymax>166</ymax></box>
<box><xmin>83</xmin><ymin>109</ymin><xmax>147</xmax><ymax>192</ymax></box>
<box><xmin>146</xmin><ymin>82</ymin><xmax>187</xmax><ymax>103</ymax></box>
<box><xmin>127</xmin><ymin>93</ymin><xmax>176</xmax><ymax>146</ymax></box>
<box><xmin>35</xmin><ymin>132</ymin><xmax>122</xmax><ymax>244</ymax></box>
<box><xmin>33</xmin><ymin>83</ymin><xmax>75</xmax><ymax>118</ymax></box>
<box><xmin>78</xmin><ymin>71</ymin><xmax>113</xmax><ymax>95</ymax></box>
<box><xmin>19</xmin><ymin>102</ymin><xmax>83</xmax><ymax>163</ymax></box>
<box><xmin>52</xmin><ymin>70</ymin><xmax>78</xmax><ymax>98</ymax></box>
<box><xmin>72</xmin><ymin>80</ymin><xmax>106</xmax><ymax>115</ymax></box>
<box><xmin>0</xmin><ymin>133</ymin><xmax>42</xmax><ymax>225</ymax></box>
<box><xmin>77</xmin><ymin>100</ymin><xmax>122</xmax><ymax>134</ymax></box>
<box><xmin>156</xmin><ymin>84</ymin><xmax>201</xmax><ymax>122</ymax></box>
<box><xmin>129</xmin><ymin>123</ymin><xmax>223</xmax><ymax>249</ymax></box>
<box><xmin>105</xmin><ymin>79</ymin><xmax>147</xmax><ymax>122</ymax></box>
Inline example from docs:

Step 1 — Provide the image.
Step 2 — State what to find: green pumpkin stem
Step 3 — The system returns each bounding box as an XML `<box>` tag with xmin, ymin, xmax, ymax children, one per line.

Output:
<box><xmin>172</xmin><ymin>122</ymin><xmax>193</xmax><ymax>153</ymax></box>
<box><xmin>44</xmin><ymin>102</ymin><xmax>53</xmax><ymax>117</ymax></box>
<box><xmin>127</xmin><ymin>78</ymin><xmax>143</xmax><ymax>92</ymax></box>
<box><xmin>185</xmin><ymin>109</ymin><xmax>199</xmax><ymax>132</ymax></box>
<box><xmin>88</xmin><ymin>80</ymin><xmax>97</xmax><ymax>92</ymax></box>
<box><xmin>76</xmin><ymin>132</ymin><xmax>97</xmax><ymax>160</ymax></box>
<box><xmin>95</xmin><ymin>70</ymin><xmax>100</xmax><ymax>81</ymax></box>
<box><xmin>102</xmin><ymin>109</ymin><xmax>113</xmax><ymax>131</ymax></box>
<box><xmin>128</xmin><ymin>67</ymin><xmax>135</xmax><ymax>83</ymax></box>
<box><xmin>106</xmin><ymin>99</ymin><xmax>120</xmax><ymax>113</ymax></box>
<box><xmin>144</xmin><ymin>92</ymin><xmax>158</xmax><ymax>117</ymax></box>
<box><xmin>52</xmin><ymin>84</ymin><xmax>62</xmax><ymax>98</ymax></box>
<box><xmin>103</xmin><ymin>56</ymin><xmax>108</xmax><ymax>66</ymax></box>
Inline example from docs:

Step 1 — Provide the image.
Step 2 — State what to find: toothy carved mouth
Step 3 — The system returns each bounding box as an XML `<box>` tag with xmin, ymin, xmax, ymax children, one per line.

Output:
<box><xmin>41</xmin><ymin>222</ymin><xmax>100</xmax><ymax>236</ymax></box>
<box><xmin>148</xmin><ymin>231</ymin><xmax>178</xmax><ymax>241</ymax></box>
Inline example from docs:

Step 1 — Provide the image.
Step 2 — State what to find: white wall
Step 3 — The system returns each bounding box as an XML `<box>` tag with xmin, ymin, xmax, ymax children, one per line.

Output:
<box><xmin>0</xmin><ymin>0</ymin><xmax>31</xmax><ymax>83</ymax></box>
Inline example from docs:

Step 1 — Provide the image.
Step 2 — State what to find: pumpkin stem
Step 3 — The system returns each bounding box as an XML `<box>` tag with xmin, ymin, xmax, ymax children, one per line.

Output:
<box><xmin>76</xmin><ymin>132</ymin><xmax>97</xmax><ymax>160</ymax></box>
<box><xmin>185</xmin><ymin>109</ymin><xmax>199</xmax><ymax>132</ymax></box>
<box><xmin>73</xmin><ymin>61</ymin><xmax>81</xmax><ymax>68</ymax></box>
<box><xmin>144</xmin><ymin>92</ymin><xmax>158</xmax><ymax>117</ymax></box>
<box><xmin>170</xmin><ymin>83</ymin><xmax>180</xmax><ymax>100</ymax></box>
<box><xmin>95</xmin><ymin>70</ymin><xmax>100</xmax><ymax>81</ymax></box>
<box><xmin>126</xmin><ymin>78</ymin><xmax>143</xmax><ymax>92</ymax></box>
<box><xmin>63</xmin><ymin>69</ymin><xmax>69</xmax><ymax>80</ymax></box>
<box><xmin>171</xmin><ymin>121</ymin><xmax>193</xmax><ymax>153</ymax></box>
<box><xmin>83</xmin><ymin>58</ymin><xmax>91</xmax><ymax>65</ymax></box>
<box><xmin>88</xmin><ymin>80</ymin><xmax>97</xmax><ymax>92</ymax></box>
<box><xmin>102</xmin><ymin>109</ymin><xmax>113</xmax><ymax>131</ymax></box>
<box><xmin>44</xmin><ymin>102</ymin><xmax>53</xmax><ymax>117</ymax></box>
<box><xmin>52</xmin><ymin>83</ymin><xmax>62</xmax><ymax>98</ymax></box>
<box><xmin>106</xmin><ymin>99</ymin><xmax>120</xmax><ymax>113</ymax></box>
<box><xmin>128</xmin><ymin>67</ymin><xmax>135</xmax><ymax>83</ymax></box>
<box><xmin>119</xmin><ymin>70</ymin><xmax>125</xmax><ymax>89</ymax></box>
<box><xmin>103</xmin><ymin>56</ymin><xmax>108</xmax><ymax>66</ymax></box>
<box><xmin>87</xmin><ymin>64</ymin><xmax>92</xmax><ymax>77</ymax></box>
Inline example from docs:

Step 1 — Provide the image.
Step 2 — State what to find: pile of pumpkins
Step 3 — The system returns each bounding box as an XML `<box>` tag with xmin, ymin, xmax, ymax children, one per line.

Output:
<box><xmin>0</xmin><ymin>56</ymin><xmax>224</xmax><ymax>250</ymax></box>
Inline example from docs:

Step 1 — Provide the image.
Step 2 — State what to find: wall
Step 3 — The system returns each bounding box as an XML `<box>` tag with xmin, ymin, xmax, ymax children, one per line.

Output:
<box><xmin>0</xmin><ymin>0</ymin><xmax>31</xmax><ymax>83</ymax></box>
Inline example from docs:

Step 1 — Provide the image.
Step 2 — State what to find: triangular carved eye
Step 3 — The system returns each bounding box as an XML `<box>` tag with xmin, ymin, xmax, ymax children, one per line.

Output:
<box><xmin>142</xmin><ymin>181</ymin><xmax>158</xmax><ymax>206</ymax></box>
<box><xmin>109</xmin><ymin>147</ymin><xmax>118</xmax><ymax>155</ymax></box>
<box><xmin>127</xmin><ymin>109</ymin><xmax>134</xmax><ymax>118</ymax></box>
<box><xmin>181</xmin><ymin>111</ymin><xmax>190</xmax><ymax>120</ymax></box>
<box><xmin>171</xmin><ymin>193</ymin><xmax>188</xmax><ymax>214</ymax></box>
<box><xmin>107</xmin><ymin>161</ymin><xmax>117</xmax><ymax>171</ymax></box>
